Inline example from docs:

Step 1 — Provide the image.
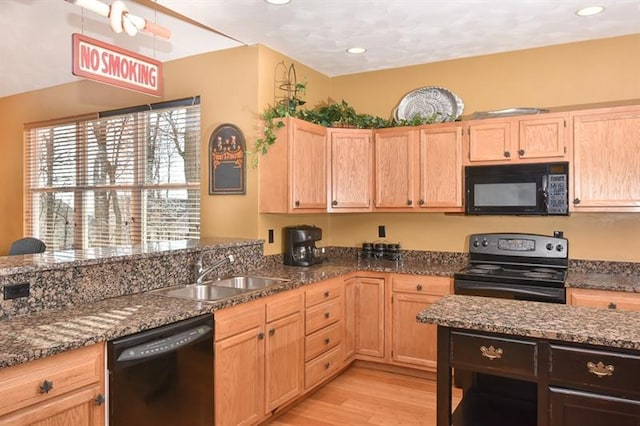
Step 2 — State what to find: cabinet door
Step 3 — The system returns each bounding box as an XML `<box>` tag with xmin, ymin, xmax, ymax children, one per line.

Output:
<box><xmin>374</xmin><ymin>127</ymin><xmax>417</xmax><ymax>209</ymax></box>
<box><xmin>354</xmin><ymin>277</ymin><xmax>385</xmax><ymax>358</ymax></box>
<box><xmin>265</xmin><ymin>312</ymin><xmax>304</xmax><ymax>413</ymax></box>
<box><xmin>0</xmin><ymin>384</ymin><xmax>104</xmax><ymax>426</ymax></box>
<box><xmin>572</xmin><ymin>106</ymin><xmax>640</xmax><ymax>211</ymax></box>
<box><xmin>418</xmin><ymin>124</ymin><xmax>463</xmax><ymax>210</ymax></box>
<box><xmin>467</xmin><ymin>119</ymin><xmax>514</xmax><ymax>163</ymax></box>
<box><xmin>215</xmin><ymin>325</ymin><xmax>265</xmax><ymax>426</ymax></box>
<box><xmin>549</xmin><ymin>387</ymin><xmax>640</xmax><ymax>426</ymax></box>
<box><xmin>328</xmin><ymin>128</ymin><xmax>373</xmax><ymax>211</ymax></box>
<box><xmin>518</xmin><ymin>114</ymin><xmax>568</xmax><ymax>160</ymax></box>
<box><xmin>291</xmin><ymin>119</ymin><xmax>327</xmax><ymax>210</ymax></box>
<box><xmin>343</xmin><ymin>278</ymin><xmax>356</xmax><ymax>361</ymax></box>
<box><xmin>392</xmin><ymin>293</ymin><xmax>442</xmax><ymax>370</ymax></box>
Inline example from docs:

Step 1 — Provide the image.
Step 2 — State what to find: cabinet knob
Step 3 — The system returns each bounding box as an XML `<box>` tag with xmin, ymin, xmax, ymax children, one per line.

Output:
<box><xmin>416</xmin><ymin>284</ymin><xmax>423</xmax><ymax>291</ymax></box>
<box><xmin>418</xmin><ymin>199</ymin><xmax>425</xmax><ymax>206</ymax></box>
<box><xmin>39</xmin><ymin>380</ymin><xmax>54</xmax><ymax>394</ymax></box>
<box><xmin>324</xmin><ymin>337</ymin><xmax>330</xmax><ymax>345</ymax></box>
<box><xmin>332</xmin><ymin>200</ymin><xmax>338</xmax><ymax>206</ymax></box>
<box><xmin>324</xmin><ymin>362</ymin><xmax>331</xmax><ymax>370</ymax></box>
<box><xmin>258</xmin><ymin>332</ymin><xmax>265</xmax><ymax>340</ymax></box>
<box><xmin>573</xmin><ymin>198</ymin><xmax>581</xmax><ymax>205</ymax></box>
<box><xmin>294</xmin><ymin>200</ymin><xmax>300</xmax><ymax>207</ymax></box>
<box><xmin>480</xmin><ymin>345</ymin><xmax>503</xmax><ymax>360</ymax></box>
<box><xmin>608</xmin><ymin>302</ymin><xmax>617</xmax><ymax>310</ymax></box>
<box><xmin>407</xmin><ymin>200</ymin><xmax>413</xmax><ymax>206</ymax></box>
<box><xmin>518</xmin><ymin>149</ymin><xmax>525</xmax><ymax>156</ymax></box>
<box><xmin>324</xmin><ymin>312</ymin><xmax>331</xmax><ymax>319</ymax></box>
<box><xmin>269</xmin><ymin>328</ymin><xmax>275</xmax><ymax>336</ymax></box>
<box><xmin>503</xmin><ymin>151</ymin><xmax>511</xmax><ymax>158</ymax></box>
<box><xmin>94</xmin><ymin>394</ymin><xmax>105</xmax><ymax>406</ymax></box>
<box><xmin>324</xmin><ymin>291</ymin><xmax>330</xmax><ymax>298</ymax></box>
<box><xmin>587</xmin><ymin>361</ymin><xmax>615</xmax><ymax>378</ymax></box>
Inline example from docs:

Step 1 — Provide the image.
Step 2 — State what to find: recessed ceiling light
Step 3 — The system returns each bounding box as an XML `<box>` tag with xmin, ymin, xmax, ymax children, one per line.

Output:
<box><xmin>576</xmin><ymin>5</ymin><xmax>605</xmax><ymax>16</ymax></box>
<box><xmin>265</xmin><ymin>0</ymin><xmax>291</xmax><ymax>4</ymax></box>
<box><xmin>346</xmin><ymin>47</ymin><xmax>367</xmax><ymax>54</ymax></box>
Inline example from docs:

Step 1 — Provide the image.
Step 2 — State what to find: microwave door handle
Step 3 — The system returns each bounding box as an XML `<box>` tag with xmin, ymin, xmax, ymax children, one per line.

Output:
<box><xmin>541</xmin><ymin>175</ymin><xmax>549</xmax><ymax>212</ymax></box>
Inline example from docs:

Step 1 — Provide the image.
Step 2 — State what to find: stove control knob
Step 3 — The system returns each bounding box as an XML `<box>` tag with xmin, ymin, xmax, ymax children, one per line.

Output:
<box><xmin>473</xmin><ymin>240</ymin><xmax>480</xmax><ymax>248</ymax></box>
<box><xmin>546</xmin><ymin>243</ymin><xmax>554</xmax><ymax>251</ymax></box>
<box><xmin>481</xmin><ymin>240</ymin><xmax>489</xmax><ymax>247</ymax></box>
<box><xmin>556</xmin><ymin>244</ymin><xmax>564</xmax><ymax>252</ymax></box>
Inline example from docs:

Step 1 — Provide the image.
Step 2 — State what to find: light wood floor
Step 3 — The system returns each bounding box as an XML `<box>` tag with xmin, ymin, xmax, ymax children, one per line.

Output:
<box><xmin>268</xmin><ymin>367</ymin><xmax>462</xmax><ymax>426</ymax></box>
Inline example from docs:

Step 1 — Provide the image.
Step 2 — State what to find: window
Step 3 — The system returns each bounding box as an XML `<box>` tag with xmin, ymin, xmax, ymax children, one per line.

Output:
<box><xmin>24</xmin><ymin>97</ymin><xmax>201</xmax><ymax>250</ymax></box>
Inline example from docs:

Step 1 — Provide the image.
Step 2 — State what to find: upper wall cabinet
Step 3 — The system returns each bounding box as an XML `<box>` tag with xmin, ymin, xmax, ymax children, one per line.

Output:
<box><xmin>417</xmin><ymin>123</ymin><xmax>464</xmax><ymax>211</ymax></box>
<box><xmin>373</xmin><ymin>127</ymin><xmax>418</xmax><ymax>211</ymax></box>
<box><xmin>259</xmin><ymin>117</ymin><xmax>327</xmax><ymax>213</ymax></box>
<box><xmin>464</xmin><ymin>112</ymin><xmax>569</xmax><ymax>165</ymax></box>
<box><xmin>327</xmin><ymin>128</ymin><xmax>374</xmax><ymax>212</ymax></box>
<box><xmin>571</xmin><ymin>105</ymin><xmax>640</xmax><ymax>212</ymax></box>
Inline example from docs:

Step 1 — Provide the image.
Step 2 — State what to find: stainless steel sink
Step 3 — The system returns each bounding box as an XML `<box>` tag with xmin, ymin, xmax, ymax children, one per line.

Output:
<box><xmin>212</xmin><ymin>275</ymin><xmax>290</xmax><ymax>290</ymax></box>
<box><xmin>163</xmin><ymin>285</ymin><xmax>247</xmax><ymax>302</ymax></box>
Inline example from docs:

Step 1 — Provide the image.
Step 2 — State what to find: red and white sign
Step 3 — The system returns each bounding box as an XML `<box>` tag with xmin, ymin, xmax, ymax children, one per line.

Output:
<box><xmin>72</xmin><ymin>33</ymin><xmax>163</xmax><ymax>97</ymax></box>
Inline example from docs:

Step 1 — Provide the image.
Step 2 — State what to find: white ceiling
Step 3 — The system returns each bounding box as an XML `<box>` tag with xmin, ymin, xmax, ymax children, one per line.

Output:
<box><xmin>1</xmin><ymin>0</ymin><xmax>639</xmax><ymax>99</ymax></box>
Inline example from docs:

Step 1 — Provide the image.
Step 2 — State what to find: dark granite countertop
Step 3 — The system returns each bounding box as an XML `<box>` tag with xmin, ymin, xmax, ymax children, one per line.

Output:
<box><xmin>418</xmin><ymin>295</ymin><xmax>640</xmax><ymax>351</ymax></box>
<box><xmin>566</xmin><ymin>271</ymin><xmax>640</xmax><ymax>293</ymax></box>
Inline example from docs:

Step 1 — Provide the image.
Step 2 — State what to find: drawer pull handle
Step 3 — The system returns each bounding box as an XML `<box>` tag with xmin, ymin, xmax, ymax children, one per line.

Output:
<box><xmin>324</xmin><ymin>362</ymin><xmax>331</xmax><ymax>370</ymax></box>
<box><xmin>324</xmin><ymin>337</ymin><xmax>330</xmax><ymax>345</ymax></box>
<box><xmin>94</xmin><ymin>394</ymin><xmax>105</xmax><ymax>406</ymax></box>
<box><xmin>587</xmin><ymin>361</ymin><xmax>615</xmax><ymax>378</ymax></box>
<box><xmin>416</xmin><ymin>284</ymin><xmax>423</xmax><ymax>291</ymax></box>
<box><xmin>480</xmin><ymin>345</ymin><xmax>503</xmax><ymax>360</ymax></box>
<box><xmin>324</xmin><ymin>291</ymin><xmax>330</xmax><ymax>298</ymax></box>
<box><xmin>324</xmin><ymin>312</ymin><xmax>330</xmax><ymax>319</ymax></box>
<box><xmin>39</xmin><ymin>380</ymin><xmax>54</xmax><ymax>394</ymax></box>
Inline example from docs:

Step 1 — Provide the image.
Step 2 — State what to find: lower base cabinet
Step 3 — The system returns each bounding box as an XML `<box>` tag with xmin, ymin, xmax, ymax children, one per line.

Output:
<box><xmin>549</xmin><ymin>387</ymin><xmax>640</xmax><ymax>426</ymax></box>
<box><xmin>215</xmin><ymin>290</ymin><xmax>304</xmax><ymax>426</ymax></box>
<box><xmin>0</xmin><ymin>343</ymin><xmax>105</xmax><ymax>426</ymax></box>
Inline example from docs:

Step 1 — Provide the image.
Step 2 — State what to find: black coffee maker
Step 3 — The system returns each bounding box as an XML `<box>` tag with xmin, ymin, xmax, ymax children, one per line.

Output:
<box><xmin>283</xmin><ymin>225</ymin><xmax>325</xmax><ymax>266</ymax></box>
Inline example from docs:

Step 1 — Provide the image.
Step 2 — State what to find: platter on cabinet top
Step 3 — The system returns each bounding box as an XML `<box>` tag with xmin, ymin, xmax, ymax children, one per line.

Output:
<box><xmin>395</xmin><ymin>86</ymin><xmax>464</xmax><ymax>123</ymax></box>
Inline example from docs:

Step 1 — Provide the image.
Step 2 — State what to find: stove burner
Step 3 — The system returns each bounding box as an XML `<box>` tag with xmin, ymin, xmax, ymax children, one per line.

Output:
<box><xmin>523</xmin><ymin>271</ymin><xmax>553</xmax><ymax>279</ymax></box>
<box><xmin>468</xmin><ymin>268</ymin><xmax>490</xmax><ymax>274</ymax></box>
<box><xmin>476</xmin><ymin>264</ymin><xmax>501</xmax><ymax>270</ymax></box>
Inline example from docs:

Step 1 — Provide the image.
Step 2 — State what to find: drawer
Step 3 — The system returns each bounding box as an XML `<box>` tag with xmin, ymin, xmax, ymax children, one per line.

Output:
<box><xmin>451</xmin><ymin>331</ymin><xmax>537</xmax><ymax>380</ymax></box>
<box><xmin>392</xmin><ymin>274</ymin><xmax>451</xmax><ymax>296</ymax></box>
<box><xmin>305</xmin><ymin>278</ymin><xmax>343</xmax><ymax>308</ymax></box>
<box><xmin>550</xmin><ymin>344</ymin><xmax>640</xmax><ymax>397</ymax></box>
<box><xmin>305</xmin><ymin>321</ymin><xmax>342</xmax><ymax>362</ymax></box>
<box><xmin>0</xmin><ymin>343</ymin><xmax>103</xmax><ymax>417</ymax></box>
<box><xmin>305</xmin><ymin>345</ymin><xmax>342</xmax><ymax>390</ymax></box>
<box><xmin>266</xmin><ymin>289</ymin><xmax>303</xmax><ymax>322</ymax></box>
<box><xmin>305</xmin><ymin>298</ymin><xmax>342</xmax><ymax>335</ymax></box>
<box><xmin>567</xmin><ymin>288</ymin><xmax>640</xmax><ymax>312</ymax></box>
<box><xmin>215</xmin><ymin>301</ymin><xmax>264</xmax><ymax>341</ymax></box>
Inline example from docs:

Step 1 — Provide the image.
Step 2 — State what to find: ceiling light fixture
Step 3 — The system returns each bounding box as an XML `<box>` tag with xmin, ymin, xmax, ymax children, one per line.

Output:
<box><xmin>346</xmin><ymin>47</ymin><xmax>367</xmax><ymax>54</ymax></box>
<box><xmin>576</xmin><ymin>5</ymin><xmax>605</xmax><ymax>16</ymax></box>
<box><xmin>265</xmin><ymin>0</ymin><xmax>291</xmax><ymax>5</ymax></box>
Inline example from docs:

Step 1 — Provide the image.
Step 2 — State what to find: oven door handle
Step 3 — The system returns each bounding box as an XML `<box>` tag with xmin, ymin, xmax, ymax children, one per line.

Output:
<box><xmin>454</xmin><ymin>281</ymin><xmax>564</xmax><ymax>303</ymax></box>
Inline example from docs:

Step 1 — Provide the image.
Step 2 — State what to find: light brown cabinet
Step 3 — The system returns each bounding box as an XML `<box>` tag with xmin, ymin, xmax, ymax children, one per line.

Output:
<box><xmin>418</xmin><ymin>123</ymin><xmax>464</xmax><ymax>211</ymax></box>
<box><xmin>344</xmin><ymin>275</ymin><xmax>386</xmax><ymax>360</ymax></box>
<box><xmin>327</xmin><ymin>128</ymin><xmax>373</xmax><ymax>212</ymax></box>
<box><xmin>465</xmin><ymin>112</ymin><xmax>569</xmax><ymax>165</ymax></box>
<box><xmin>0</xmin><ymin>343</ymin><xmax>105</xmax><ymax>426</ymax></box>
<box><xmin>566</xmin><ymin>288</ymin><xmax>640</xmax><ymax>312</ymax></box>
<box><xmin>215</xmin><ymin>290</ymin><xmax>304</xmax><ymax>426</ymax></box>
<box><xmin>373</xmin><ymin>127</ymin><xmax>418</xmax><ymax>210</ymax></box>
<box><xmin>259</xmin><ymin>117</ymin><xmax>327</xmax><ymax>213</ymax></box>
<box><xmin>571</xmin><ymin>105</ymin><xmax>640</xmax><ymax>212</ymax></box>
<box><xmin>303</xmin><ymin>277</ymin><xmax>344</xmax><ymax>390</ymax></box>
<box><xmin>391</xmin><ymin>274</ymin><xmax>452</xmax><ymax>372</ymax></box>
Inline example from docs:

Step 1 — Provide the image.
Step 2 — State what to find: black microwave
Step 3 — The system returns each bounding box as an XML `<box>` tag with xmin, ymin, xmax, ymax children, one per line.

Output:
<box><xmin>464</xmin><ymin>162</ymin><xmax>569</xmax><ymax>215</ymax></box>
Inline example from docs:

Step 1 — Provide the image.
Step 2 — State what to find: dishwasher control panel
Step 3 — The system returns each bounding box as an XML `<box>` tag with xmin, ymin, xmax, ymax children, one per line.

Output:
<box><xmin>117</xmin><ymin>325</ymin><xmax>212</xmax><ymax>361</ymax></box>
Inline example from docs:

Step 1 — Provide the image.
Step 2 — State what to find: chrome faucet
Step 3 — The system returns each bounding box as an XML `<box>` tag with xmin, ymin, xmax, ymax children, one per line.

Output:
<box><xmin>195</xmin><ymin>253</ymin><xmax>235</xmax><ymax>284</ymax></box>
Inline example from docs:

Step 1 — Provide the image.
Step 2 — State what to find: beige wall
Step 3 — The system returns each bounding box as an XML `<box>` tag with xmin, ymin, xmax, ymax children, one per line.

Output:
<box><xmin>1</xmin><ymin>35</ymin><xmax>639</xmax><ymax>261</ymax></box>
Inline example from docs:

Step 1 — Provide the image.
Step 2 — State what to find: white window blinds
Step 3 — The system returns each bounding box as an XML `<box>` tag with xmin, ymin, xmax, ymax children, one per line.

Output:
<box><xmin>24</xmin><ymin>97</ymin><xmax>201</xmax><ymax>250</ymax></box>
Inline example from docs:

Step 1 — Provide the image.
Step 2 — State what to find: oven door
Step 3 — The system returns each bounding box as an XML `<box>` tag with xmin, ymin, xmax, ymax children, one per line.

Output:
<box><xmin>454</xmin><ymin>279</ymin><xmax>566</xmax><ymax>304</ymax></box>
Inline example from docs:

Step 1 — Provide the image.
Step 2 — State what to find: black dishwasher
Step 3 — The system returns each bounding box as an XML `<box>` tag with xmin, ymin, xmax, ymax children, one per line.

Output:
<box><xmin>108</xmin><ymin>314</ymin><xmax>214</xmax><ymax>426</ymax></box>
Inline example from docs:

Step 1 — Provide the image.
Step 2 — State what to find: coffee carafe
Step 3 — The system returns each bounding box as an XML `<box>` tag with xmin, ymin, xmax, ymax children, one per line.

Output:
<box><xmin>283</xmin><ymin>225</ymin><xmax>325</xmax><ymax>266</ymax></box>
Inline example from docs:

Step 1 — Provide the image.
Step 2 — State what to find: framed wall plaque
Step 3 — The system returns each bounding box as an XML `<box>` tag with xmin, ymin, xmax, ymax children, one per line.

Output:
<box><xmin>209</xmin><ymin>123</ymin><xmax>246</xmax><ymax>195</ymax></box>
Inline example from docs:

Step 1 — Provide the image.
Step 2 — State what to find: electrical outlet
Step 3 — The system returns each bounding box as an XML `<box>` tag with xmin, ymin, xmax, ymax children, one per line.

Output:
<box><xmin>3</xmin><ymin>282</ymin><xmax>30</xmax><ymax>300</ymax></box>
<box><xmin>378</xmin><ymin>225</ymin><xmax>386</xmax><ymax>238</ymax></box>
<box><xmin>268</xmin><ymin>229</ymin><xmax>274</xmax><ymax>244</ymax></box>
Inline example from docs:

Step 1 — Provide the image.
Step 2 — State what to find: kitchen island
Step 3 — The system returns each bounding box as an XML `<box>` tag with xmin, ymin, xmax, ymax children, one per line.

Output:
<box><xmin>418</xmin><ymin>295</ymin><xmax>640</xmax><ymax>426</ymax></box>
